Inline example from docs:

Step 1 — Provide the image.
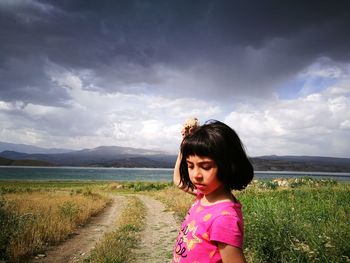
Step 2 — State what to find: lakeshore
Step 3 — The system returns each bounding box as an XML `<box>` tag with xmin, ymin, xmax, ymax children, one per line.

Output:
<box><xmin>1</xmin><ymin>166</ymin><xmax>350</xmax><ymax>181</ymax></box>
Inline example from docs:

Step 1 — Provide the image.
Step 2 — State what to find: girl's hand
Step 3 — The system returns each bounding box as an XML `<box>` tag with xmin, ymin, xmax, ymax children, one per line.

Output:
<box><xmin>173</xmin><ymin>117</ymin><xmax>200</xmax><ymax>195</ymax></box>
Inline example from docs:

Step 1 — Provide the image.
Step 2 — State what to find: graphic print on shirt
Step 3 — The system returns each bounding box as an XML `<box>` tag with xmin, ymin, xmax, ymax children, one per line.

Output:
<box><xmin>173</xmin><ymin>196</ymin><xmax>244</xmax><ymax>263</ymax></box>
<box><xmin>174</xmin><ymin>219</ymin><xmax>202</xmax><ymax>262</ymax></box>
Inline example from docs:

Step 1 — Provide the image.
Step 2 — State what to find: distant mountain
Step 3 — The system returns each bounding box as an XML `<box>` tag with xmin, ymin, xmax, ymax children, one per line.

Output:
<box><xmin>1</xmin><ymin>142</ymin><xmax>350</xmax><ymax>172</ymax></box>
<box><xmin>0</xmin><ymin>145</ymin><xmax>176</xmax><ymax>168</ymax></box>
<box><xmin>0</xmin><ymin>141</ymin><xmax>73</xmax><ymax>154</ymax></box>
<box><xmin>252</xmin><ymin>155</ymin><xmax>350</xmax><ymax>173</ymax></box>
<box><xmin>74</xmin><ymin>145</ymin><xmax>167</xmax><ymax>156</ymax></box>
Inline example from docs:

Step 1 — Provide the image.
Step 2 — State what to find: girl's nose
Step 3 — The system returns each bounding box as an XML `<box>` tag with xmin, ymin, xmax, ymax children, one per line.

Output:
<box><xmin>193</xmin><ymin>167</ymin><xmax>203</xmax><ymax>180</ymax></box>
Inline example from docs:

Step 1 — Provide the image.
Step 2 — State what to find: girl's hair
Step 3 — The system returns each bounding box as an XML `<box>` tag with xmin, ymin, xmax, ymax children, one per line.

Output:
<box><xmin>179</xmin><ymin>120</ymin><xmax>254</xmax><ymax>191</ymax></box>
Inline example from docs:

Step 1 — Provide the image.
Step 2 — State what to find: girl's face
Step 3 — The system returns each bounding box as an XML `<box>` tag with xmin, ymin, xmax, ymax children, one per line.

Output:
<box><xmin>186</xmin><ymin>155</ymin><xmax>223</xmax><ymax>195</ymax></box>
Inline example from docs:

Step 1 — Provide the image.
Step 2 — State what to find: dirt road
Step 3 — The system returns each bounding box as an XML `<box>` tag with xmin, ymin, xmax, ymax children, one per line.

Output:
<box><xmin>133</xmin><ymin>195</ymin><xmax>179</xmax><ymax>263</ymax></box>
<box><xmin>31</xmin><ymin>194</ymin><xmax>179</xmax><ymax>263</ymax></box>
<box><xmin>31</xmin><ymin>195</ymin><xmax>126</xmax><ymax>263</ymax></box>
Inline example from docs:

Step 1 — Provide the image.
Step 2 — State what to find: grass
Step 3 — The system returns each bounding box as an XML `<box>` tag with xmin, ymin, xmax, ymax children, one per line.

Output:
<box><xmin>0</xmin><ymin>180</ymin><xmax>172</xmax><ymax>193</ymax></box>
<box><xmin>0</xmin><ymin>181</ymin><xmax>112</xmax><ymax>193</ymax></box>
<box><xmin>0</xmin><ymin>183</ymin><xmax>110</xmax><ymax>262</ymax></box>
<box><xmin>240</xmin><ymin>183</ymin><xmax>350</xmax><ymax>262</ymax></box>
<box><xmin>85</xmin><ymin>196</ymin><xmax>146</xmax><ymax>263</ymax></box>
<box><xmin>152</xmin><ymin>178</ymin><xmax>350</xmax><ymax>263</ymax></box>
<box><xmin>1</xmin><ymin>179</ymin><xmax>349</xmax><ymax>262</ymax></box>
<box><xmin>150</xmin><ymin>186</ymin><xmax>193</xmax><ymax>222</ymax></box>
<box><xmin>107</xmin><ymin>181</ymin><xmax>172</xmax><ymax>192</ymax></box>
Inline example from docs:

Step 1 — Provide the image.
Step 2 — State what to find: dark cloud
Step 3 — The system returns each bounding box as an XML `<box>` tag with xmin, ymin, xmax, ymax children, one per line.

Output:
<box><xmin>1</xmin><ymin>0</ymin><xmax>350</xmax><ymax>104</ymax></box>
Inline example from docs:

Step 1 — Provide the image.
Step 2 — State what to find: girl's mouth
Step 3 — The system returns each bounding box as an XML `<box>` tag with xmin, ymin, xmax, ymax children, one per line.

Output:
<box><xmin>194</xmin><ymin>184</ymin><xmax>206</xmax><ymax>190</ymax></box>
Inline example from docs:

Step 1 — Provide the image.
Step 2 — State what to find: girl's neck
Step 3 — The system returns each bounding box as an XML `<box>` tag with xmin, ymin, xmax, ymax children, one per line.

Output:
<box><xmin>201</xmin><ymin>185</ymin><xmax>234</xmax><ymax>206</ymax></box>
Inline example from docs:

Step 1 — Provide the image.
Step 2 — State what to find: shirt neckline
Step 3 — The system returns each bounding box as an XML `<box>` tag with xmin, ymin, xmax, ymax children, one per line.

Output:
<box><xmin>199</xmin><ymin>197</ymin><xmax>240</xmax><ymax>208</ymax></box>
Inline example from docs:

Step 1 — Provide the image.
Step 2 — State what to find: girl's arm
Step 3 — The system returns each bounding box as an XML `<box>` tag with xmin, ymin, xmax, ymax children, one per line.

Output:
<box><xmin>174</xmin><ymin>118</ymin><xmax>199</xmax><ymax>195</ymax></box>
<box><xmin>173</xmin><ymin>152</ymin><xmax>196</xmax><ymax>195</ymax></box>
<box><xmin>218</xmin><ymin>243</ymin><xmax>247</xmax><ymax>263</ymax></box>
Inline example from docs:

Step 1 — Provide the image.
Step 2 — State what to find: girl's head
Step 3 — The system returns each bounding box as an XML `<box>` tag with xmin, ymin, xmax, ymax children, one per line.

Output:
<box><xmin>179</xmin><ymin>120</ymin><xmax>254</xmax><ymax>191</ymax></box>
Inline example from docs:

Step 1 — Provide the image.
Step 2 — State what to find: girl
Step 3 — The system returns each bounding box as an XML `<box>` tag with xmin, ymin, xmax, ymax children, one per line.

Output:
<box><xmin>173</xmin><ymin>119</ymin><xmax>254</xmax><ymax>263</ymax></box>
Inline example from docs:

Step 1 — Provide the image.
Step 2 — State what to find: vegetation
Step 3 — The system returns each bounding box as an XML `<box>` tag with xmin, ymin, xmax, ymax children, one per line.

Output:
<box><xmin>1</xmin><ymin>179</ymin><xmax>349</xmax><ymax>262</ymax></box>
<box><xmin>241</xmin><ymin>182</ymin><xmax>350</xmax><ymax>262</ymax></box>
<box><xmin>108</xmin><ymin>181</ymin><xmax>172</xmax><ymax>192</ymax></box>
<box><xmin>0</xmin><ymin>181</ymin><xmax>111</xmax><ymax>193</ymax></box>
<box><xmin>153</xmin><ymin>178</ymin><xmax>350</xmax><ymax>263</ymax></box>
<box><xmin>0</xmin><ymin>184</ymin><xmax>110</xmax><ymax>262</ymax></box>
<box><xmin>85</xmin><ymin>196</ymin><xmax>146</xmax><ymax>263</ymax></box>
<box><xmin>0</xmin><ymin>157</ymin><xmax>53</xmax><ymax>166</ymax></box>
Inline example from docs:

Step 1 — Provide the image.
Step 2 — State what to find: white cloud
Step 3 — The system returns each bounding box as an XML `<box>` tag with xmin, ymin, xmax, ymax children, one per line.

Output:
<box><xmin>0</xmin><ymin>63</ymin><xmax>221</xmax><ymax>153</ymax></box>
<box><xmin>224</xmin><ymin>82</ymin><xmax>350</xmax><ymax>157</ymax></box>
<box><xmin>301</xmin><ymin>57</ymin><xmax>342</xmax><ymax>78</ymax></box>
<box><xmin>1</xmin><ymin>59</ymin><xmax>350</xmax><ymax>157</ymax></box>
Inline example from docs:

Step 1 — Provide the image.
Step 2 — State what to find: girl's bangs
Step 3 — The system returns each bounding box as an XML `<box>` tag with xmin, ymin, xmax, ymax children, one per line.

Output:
<box><xmin>181</xmin><ymin>134</ymin><xmax>214</xmax><ymax>159</ymax></box>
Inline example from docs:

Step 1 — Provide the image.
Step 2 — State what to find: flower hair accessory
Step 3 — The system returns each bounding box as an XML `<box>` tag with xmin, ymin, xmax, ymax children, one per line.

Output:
<box><xmin>181</xmin><ymin>117</ymin><xmax>200</xmax><ymax>137</ymax></box>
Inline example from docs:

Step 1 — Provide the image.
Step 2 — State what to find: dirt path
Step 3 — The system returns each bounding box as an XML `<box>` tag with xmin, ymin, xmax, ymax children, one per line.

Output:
<box><xmin>133</xmin><ymin>195</ymin><xmax>179</xmax><ymax>263</ymax></box>
<box><xmin>31</xmin><ymin>195</ymin><xmax>126</xmax><ymax>263</ymax></box>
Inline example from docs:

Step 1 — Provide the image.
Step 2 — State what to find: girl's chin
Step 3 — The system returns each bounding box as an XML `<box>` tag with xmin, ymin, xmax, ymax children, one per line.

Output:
<box><xmin>196</xmin><ymin>189</ymin><xmax>203</xmax><ymax>194</ymax></box>
<box><xmin>195</xmin><ymin>187</ymin><xmax>207</xmax><ymax>195</ymax></box>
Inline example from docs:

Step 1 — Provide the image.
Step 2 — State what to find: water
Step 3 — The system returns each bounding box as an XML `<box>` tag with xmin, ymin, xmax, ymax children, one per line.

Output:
<box><xmin>0</xmin><ymin>166</ymin><xmax>349</xmax><ymax>181</ymax></box>
<box><xmin>0</xmin><ymin>166</ymin><xmax>173</xmax><ymax>181</ymax></box>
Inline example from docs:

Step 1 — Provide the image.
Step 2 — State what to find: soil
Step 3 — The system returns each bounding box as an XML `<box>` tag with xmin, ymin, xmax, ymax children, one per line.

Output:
<box><xmin>133</xmin><ymin>195</ymin><xmax>179</xmax><ymax>263</ymax></box>
<box><xmin>30</xmin><ymin>194</ymin><xmax>180</xmax><ymax>263</ymax></box>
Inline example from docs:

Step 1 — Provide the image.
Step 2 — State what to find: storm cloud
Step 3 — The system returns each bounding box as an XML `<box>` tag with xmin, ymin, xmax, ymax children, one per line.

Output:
<box><xmin>1</xmin><ymin>0</ymin><xmax>350</xmax><ymax>156</ymax></box>
<box><xmin>1</xmin><ymin>0</ymin><xmax>350</xmax><ymax>102</ymax></box>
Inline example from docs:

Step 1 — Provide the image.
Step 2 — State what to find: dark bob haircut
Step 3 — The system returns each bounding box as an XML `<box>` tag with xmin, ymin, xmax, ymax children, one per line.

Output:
<box><xmin>179</xmin><ymin>120</ymin><xmax>254</xmax><ymax>191</ymax></box>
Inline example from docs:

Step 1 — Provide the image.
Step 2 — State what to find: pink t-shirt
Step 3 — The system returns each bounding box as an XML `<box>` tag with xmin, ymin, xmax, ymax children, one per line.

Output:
<box><xmin>173</xmin><ymin>194</ymin><xmax>244</xmax><ymax>263</ymax></box>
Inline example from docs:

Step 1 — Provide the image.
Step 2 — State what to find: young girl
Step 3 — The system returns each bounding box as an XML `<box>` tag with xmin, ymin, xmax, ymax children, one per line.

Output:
<box><xmin>173</xmin><ymin>119</ymin><xmax>254</xmax><ymax>263</ymax></box>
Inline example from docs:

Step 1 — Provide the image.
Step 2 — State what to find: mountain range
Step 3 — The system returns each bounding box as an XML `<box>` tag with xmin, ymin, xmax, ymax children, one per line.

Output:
<box><xmin>0</xmin><ymin>141</ymin><xmax>72</xmax><ymax>154</ymax></box>
<box><xmin>1</xmin><ymin>141</ymin><xmax>350</xmax><ymax>172</ymax></box>
<box><xmin>0</xmin><ymin>143</ymin><xmax>175</xmax><ymax>168</ymax></box>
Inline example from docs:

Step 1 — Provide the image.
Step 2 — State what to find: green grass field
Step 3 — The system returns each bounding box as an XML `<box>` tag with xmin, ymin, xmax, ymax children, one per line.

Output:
<box><xmin>240</xmin><ymin>184</ymin><xmax>350</xmax><ymax>262</ymax></box>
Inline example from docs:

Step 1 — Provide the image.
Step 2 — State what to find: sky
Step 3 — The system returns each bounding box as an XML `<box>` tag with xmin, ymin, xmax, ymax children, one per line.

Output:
<box><xmin>0</xmin><ymin>0</ymin><xmax>350</xmax><ymax>157</ymax></box>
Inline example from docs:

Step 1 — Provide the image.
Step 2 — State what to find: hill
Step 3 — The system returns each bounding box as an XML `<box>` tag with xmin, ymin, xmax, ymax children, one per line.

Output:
<box><xmin>252</xmin><ymin>155</ymin><xmax>350</xmax><ymax>173</ymax></box>
<box><xmin>0</xmin><ymin>157</ymin><xmax>54</xmax><ymax>166</ymax></box>
<box><xmin>0</xmin><ymin>141</ymin><xmax>72</xmax><ymax>154</ymax></box>
<box><xmin>0</xmin><ymin>144</ymin><xmax>350</xmax><ymax>172</ymax></box>
<box><xmin>0</xmin><ymin>146</ymin><xmax>175</xmax><ymax>168</ymax></box>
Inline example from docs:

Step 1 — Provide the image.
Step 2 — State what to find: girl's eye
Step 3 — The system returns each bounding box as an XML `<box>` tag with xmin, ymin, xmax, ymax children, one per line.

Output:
<box><xmin>187</xmin><ymin>164</ymin><xmax>194</xmax><ymax>169</ymax></box>
<box><xmin>202</xmin><ymin>165</ymin><xmax>212</xmax><ymax>170</ymax></box>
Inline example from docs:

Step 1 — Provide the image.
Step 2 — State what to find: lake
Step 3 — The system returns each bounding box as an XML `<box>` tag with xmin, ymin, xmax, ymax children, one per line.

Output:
<box><xmin>0</xmin><ymin>166</ymin><xmax>349</xmax><ymax>181</ymax></box>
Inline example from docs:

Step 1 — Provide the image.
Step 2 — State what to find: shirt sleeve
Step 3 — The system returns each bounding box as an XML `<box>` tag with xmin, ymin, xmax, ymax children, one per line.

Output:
<box><xmin>210</xmin><ymin>214</ymin><xmax>244</xmax><ymax>249</ymax></box>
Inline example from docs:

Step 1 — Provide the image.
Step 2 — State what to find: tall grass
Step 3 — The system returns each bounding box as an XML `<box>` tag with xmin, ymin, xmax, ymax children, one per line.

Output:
<box><xmin>0</xmin><ymin>188</ymin><xmax>110</xmax><ymax>262</ymax></box>
<box><xmin>153</xmin><ymin>179</ymin><xmax>350</xmax><ymax>262</ymax></box>
<box><xmin>85</xmin><ymin>196</ymin><xmax>146</xmax><ymax>263</ymax></box>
